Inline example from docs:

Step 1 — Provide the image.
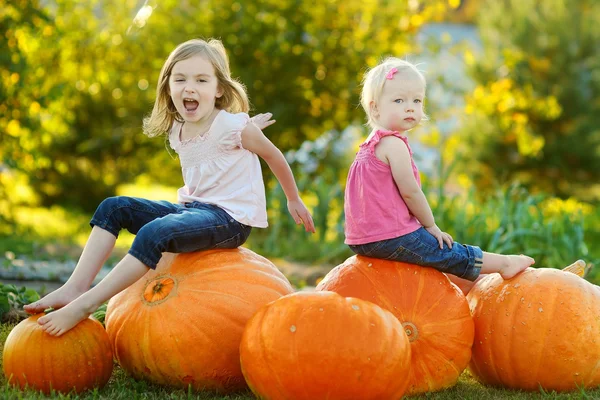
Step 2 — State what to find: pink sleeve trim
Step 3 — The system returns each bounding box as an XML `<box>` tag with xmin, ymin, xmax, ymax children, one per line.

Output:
<box><xmin>367</xmin><ymin>130</ymin><xmax>413</xmax><ymax>155</ymax></box>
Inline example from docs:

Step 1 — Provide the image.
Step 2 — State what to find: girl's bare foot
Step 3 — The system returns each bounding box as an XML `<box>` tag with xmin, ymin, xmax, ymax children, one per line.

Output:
<box><xmin>500</xmin><ymin>255</ymin><xmax>535</xmax><ymax>279</ymax></box>
<box><xmin>23</xmin><ymin>285</ymin><xmax>87</xmax><ymax>314</ymax></box>
<box><xmin>38</xmin><ymin>300</ymin><xmax>96</xmax><ymax>337</ymax></box>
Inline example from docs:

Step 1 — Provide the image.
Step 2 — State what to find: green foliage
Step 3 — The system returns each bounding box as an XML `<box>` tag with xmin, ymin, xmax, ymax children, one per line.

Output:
<box><xmin>429</xmin><ymin>184</ymin><xmax>594</xmax><ymax>270</ymax></box>
<box><xmin>0</xmin><ymin>0</ymin><xmax>450</xmax><ymax>212</ymax></box>
<box><xmin>0</xmin><ymin>283</ymin><xmax>39</xmax><ymax>323</ymax></box>
<box><xmin>92</xmin><ymin>302</ymin><xmax>107</xmax><ymax>326</ymax></box>
<box><xmin>457</xmin><ymin>0</ymin><xmax>600</xmax><ymax>200</ymax></box>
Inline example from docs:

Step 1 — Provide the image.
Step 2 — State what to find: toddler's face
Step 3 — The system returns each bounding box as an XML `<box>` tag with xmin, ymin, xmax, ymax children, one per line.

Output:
<box><xmin>168</xmin><ymin>55</ymin><xmax>222</xmax><ymax>123</ymax></box>
<box><xmin>374</xmin><ymin>71</ymin><xmax>425</xmax><ymax>132</ymax></box>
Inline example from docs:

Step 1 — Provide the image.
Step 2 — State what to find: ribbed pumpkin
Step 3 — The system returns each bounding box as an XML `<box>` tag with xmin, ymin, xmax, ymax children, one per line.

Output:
<box><xmin>467</xmin><ymin>263</ymin><xmax>600</xmax><ymax>392</ymax></box>
<box><xmin>240</xmin><ymin>291</ymin><xmax>412</xmax><ymax>400</ymax></box>
<box><xmin>316</xmin><ymin>255</ymin><xmax>474</xmax><ymax>395</ymax></box>
<box><xmin>105</xmin><ymin>248</ymin><xmax>293</xmax><ymax>393</ymax></box>
<box><xmin>3</xmin><ymin>314</ymin><xmax>113</xmax><ymax>394</ymax></box>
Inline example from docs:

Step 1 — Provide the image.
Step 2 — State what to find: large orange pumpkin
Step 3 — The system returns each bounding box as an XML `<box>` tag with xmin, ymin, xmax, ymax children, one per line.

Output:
<box><xmin>3</xmin><ymin>314</ymin><xmax>113</xmax><ymax>394</ymax></box>
<box><xmin>240</xmin><ymin>291</ymin><xmax>412</xmax><ymax>400</ymax></box>
<box><xmin>316</xmin><ymin>255</ymin><xmax>474</xmax><ymax>395</ymax></box>
<box><xmin>105</xmin><ymin>248</ymin><xmax>293</xmax><ymax>393</ymax></box>
<box><xmin>467</xmin><ymin>265</ymin><xmax>600</xmax><ymax>392</ymax></box>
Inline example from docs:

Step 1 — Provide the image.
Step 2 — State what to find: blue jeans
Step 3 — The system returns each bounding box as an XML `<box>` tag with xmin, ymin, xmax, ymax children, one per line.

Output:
<box><xmin>90</xmin><ymin>196</ymin><xmax>252</xmax><ymax>269</ymax></box>
<box><xmin>349</xmin><ymin>227</ymin><xmax>483</xmax><ymax>281</ymax></box>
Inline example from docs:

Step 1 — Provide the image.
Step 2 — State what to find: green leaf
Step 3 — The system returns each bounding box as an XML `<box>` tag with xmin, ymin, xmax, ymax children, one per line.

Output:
<box><xmin>0</xmin><ymin>296</ymin><xmax>11</xmax><ymax>319</ymax></box>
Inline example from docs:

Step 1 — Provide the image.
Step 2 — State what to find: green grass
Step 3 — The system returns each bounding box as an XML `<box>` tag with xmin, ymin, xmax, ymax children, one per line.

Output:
<box><xmin>1</xmin><ymin>324</ymin><xmax>598</xmax><ymax>399</ymax></box>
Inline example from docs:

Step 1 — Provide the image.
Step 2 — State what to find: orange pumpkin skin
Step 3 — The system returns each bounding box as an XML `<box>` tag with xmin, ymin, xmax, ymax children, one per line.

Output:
<box><xmin>446</xmin><ymin>274</ymin><xmax>477</xmax><ymax>295</ymax></box>
<box><xmin>2</xmin><ymin>314</ymin><xmax>113</xmax><ymax>394</ymax></box>
<box><xmin>316</xmin><ymin>255</ymin><xmax>474</xmax><ymax>395</ymax></box>
<box><xmin>467</xmin><ymin>268</ymin><xmax>600</xmax><ymax>392</ymax></box>
<box><xmin>105</xmin><ymin>248</ymin><xmax>293</xmax><ymax>393</ymax></box>
<box><xmin>240</xmin><ymin>291</ymin><xmax>411</xmax><ymax>400</ymax></box>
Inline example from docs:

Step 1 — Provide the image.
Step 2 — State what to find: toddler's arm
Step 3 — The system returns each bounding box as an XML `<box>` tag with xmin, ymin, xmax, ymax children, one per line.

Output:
<box><xmin>379</xmin><ymin>137</ymin><xmax>452</xmax><ymax>248</ymax></box>
<box><xmin>378</xmin><ymin>136</ymin><xmax>434</xmax><ymax>226</ymax></box>
<box><xmin>241</xmin><ymin>123</ymin><xmax>315</xmax><ymax>233</ymax></box>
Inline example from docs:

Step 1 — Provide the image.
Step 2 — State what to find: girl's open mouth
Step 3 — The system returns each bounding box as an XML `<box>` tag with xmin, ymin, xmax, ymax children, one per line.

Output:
<box><xmin>183</xmin><ymin>98</ymin><xmax>199</xmax><ymax>112</ymax></box>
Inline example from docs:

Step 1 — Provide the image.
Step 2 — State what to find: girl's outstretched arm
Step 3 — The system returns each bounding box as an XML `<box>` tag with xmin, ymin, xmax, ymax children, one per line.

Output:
<box><xmin>241</xmin><ymin>123</ymin><xmax>315</xmax><ymax>233</ymax></box>
<box><xmin>250</xmin><ymin>113</ymin><xmax>276</xmax><ymax>130</ymax></box>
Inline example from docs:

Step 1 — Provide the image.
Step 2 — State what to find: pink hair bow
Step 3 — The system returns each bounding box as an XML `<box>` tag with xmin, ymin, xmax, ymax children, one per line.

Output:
<box><xmin>386</xmin><ymin>67</ymin><xmax>398</xmax><ymax>80</ymax></box>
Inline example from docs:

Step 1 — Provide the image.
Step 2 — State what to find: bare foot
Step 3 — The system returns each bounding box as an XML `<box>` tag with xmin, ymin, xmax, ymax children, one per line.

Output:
<box><xmin>499</xmin><ymin>255</ymin><xmax>535</xmax><ymax>279</ymax></box>
<box><xmin>38</xmin><ymin>301</ymin><xmax>93</xmax><ymax>337</ymax></box>
<box><xmin>23</xmin><ymin>285</ymin><xmax>86</xmax><ymax>314</ymax></box>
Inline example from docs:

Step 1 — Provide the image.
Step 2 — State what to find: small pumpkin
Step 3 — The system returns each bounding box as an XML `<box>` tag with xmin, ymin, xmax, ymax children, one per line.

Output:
<box><xmin>3</xmin><ymin>314</ymin><xmax>113</xmax><ymax>394</ymax></box>
<box><xmin>467</xmin><ymin>262</ymin><xmax>600</xmax><ymax>392</ymax></box>
<box><xmin>105</xmin><ymin>248</ymin><xmax>293</xmax><ymax>393</ymax></box>
<box><xmin>240</xmin><ymin>291</ymin><xmax>411</xmax><ymax>400</ymax></box>
<box><xmin>316</xmin><ymin>255</ymin><xmax>474</xmax><ymax>395</ymax></box>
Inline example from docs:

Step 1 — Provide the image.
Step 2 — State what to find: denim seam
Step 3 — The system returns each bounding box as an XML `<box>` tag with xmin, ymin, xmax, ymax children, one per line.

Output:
<box><xmin>128</xmin><ymin>248</ymin><xmax>158</xmax><ymax>270</ymax></box>
<box><xmin>459</xmin><ymin>245</ymin><xmax>482</xmax><ymax>280</ymax></box>
<box><xmin>386</xmin><ymin>245</ymin><xmax>423</xmax><ymax>262</ymax></box>
<box><xmin>143</xmin><ymin>221</ymin><xmax>238</xmax><ymax>261</ymax></box>
<box><xmin>94</xmin><ymin>203</ymin><xmax>174</xmax><ymax>238</ymax></box>
<box><xmin>362</xmin><ymin>241</ymin><xmax>385</xmax><ymax>256</ymax></box>
<box><xmin>89</xmin><ymin>219</ymin><xmax>120</xmax><ymax>238</ymax></box>
<box><xmin>213</xmin><ymin>233</ymin><xmax>242</xmax><ymax>248</ymax></box>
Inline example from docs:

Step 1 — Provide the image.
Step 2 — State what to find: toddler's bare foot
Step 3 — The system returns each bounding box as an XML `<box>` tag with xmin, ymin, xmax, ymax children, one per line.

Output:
<box><xmin>38</xmin><ymin>301</ymin><xmax>95</xmax><ymax>336</ymax></box>
<box><xmin>23</xmin><ymin>285</ymin><xmax>86</xmax><ymax>314</ymax></box>
<box><xmin>500</xmin><ymin>255</ymin><xmax>535</xmax><ymax>279</ymax></box>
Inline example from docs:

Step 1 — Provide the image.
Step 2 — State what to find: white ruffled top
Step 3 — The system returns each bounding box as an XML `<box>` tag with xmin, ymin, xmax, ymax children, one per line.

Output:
<box><xmin>168</xmin><ymin>110</ymin><xmax>268</xmax><ymax>228</ymax></box>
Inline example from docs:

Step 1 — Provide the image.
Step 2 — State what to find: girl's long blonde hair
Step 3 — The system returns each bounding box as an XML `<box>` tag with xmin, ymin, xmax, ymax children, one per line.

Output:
<box><xmin>143</xmin><ymin>38</ymin><xmax>250</xmax><ymax>137</ymax></box>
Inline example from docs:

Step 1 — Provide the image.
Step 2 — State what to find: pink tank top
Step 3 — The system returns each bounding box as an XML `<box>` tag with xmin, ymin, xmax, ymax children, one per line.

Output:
<box><xmin>344</xmin><ymin>130</ymin><xmax>422</xmax><ymax>245</ymax></box>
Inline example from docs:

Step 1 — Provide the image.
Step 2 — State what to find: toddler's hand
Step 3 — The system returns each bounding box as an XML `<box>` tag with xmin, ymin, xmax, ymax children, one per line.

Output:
<box><xmin>287</xmin><ymin>199</ymin><xmax>315</xmax><ymax>233</ymax></box>
<box><xmin>250</xmin><ymin>113</ymin><xmax>276</xmax><ymax>130</ymax></box>
<box><xmin>425</xmin><ymin>224</ymin><xmax>453</xmax><ymax>249</ymax></box>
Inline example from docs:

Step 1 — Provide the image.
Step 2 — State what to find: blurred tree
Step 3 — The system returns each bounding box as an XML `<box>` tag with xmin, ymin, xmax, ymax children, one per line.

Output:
<box><xmin>444</xmin><ymin>0</ymin><xmax>481</xmax><ymax>24</ymax></box>
<box><xmin>1</xmin><ymin>0</ymin><xmax>451</xmax><ymax>212</ymax></box>
<box><xmin>454</xmin><ymin>0</ymin><xmax>600</xmax><ymax>200</ymax></box>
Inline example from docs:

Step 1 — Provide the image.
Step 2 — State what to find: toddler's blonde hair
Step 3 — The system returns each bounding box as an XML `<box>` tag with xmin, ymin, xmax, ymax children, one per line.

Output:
<box><xmin>360</xmin><ymin>57</ymin><xmax>426</xmax><ymax>129</ymax></box>
<box><xmin>143</xmin><ymin>38</ymin><xmax>249</xmax><ymax>137</ymax></box>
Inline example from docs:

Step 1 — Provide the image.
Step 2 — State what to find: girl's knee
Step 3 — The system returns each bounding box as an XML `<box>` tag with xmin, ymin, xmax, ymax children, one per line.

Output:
<box><xmin>96</xmin><ymin>196</ymin><xmax>129</xmax><ymax>213</ymax></box>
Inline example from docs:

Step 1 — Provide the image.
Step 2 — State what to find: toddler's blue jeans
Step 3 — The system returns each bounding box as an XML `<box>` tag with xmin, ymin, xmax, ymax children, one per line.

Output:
<box><xmin>349</xmin><ymin>227</ymin><xmax>483</xmax><ymax>281</ymax></box>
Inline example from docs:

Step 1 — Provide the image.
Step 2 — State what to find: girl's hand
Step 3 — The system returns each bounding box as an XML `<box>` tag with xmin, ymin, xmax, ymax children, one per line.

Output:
<box><xmin>287</xmin><ymin>199</ymin><xmax>316</xmax><ymax>233</ymax></box>
<box><xmin>425</xmin><ymin>224</ymin><xmax>453</xmax><ymax>249</ymax></box>
<box><xmin>250</xmin><ymin>113</ymin><xmax>276</xmax><ymax>130</ymax></box>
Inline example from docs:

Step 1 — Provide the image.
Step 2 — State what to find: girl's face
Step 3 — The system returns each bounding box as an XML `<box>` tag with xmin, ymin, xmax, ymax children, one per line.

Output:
<box><xmin>372</xmin><ymin>71</ymin><xmax>425</xmax><ymax>133</ymax></box>
<box><xmin>169</xmin><ymin>55</ymin><xmax>222</xmax><ymax>123</ymax></box>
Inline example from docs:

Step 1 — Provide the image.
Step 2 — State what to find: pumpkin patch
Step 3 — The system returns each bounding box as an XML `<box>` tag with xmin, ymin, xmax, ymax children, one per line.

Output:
<box><xmin>316</xmin><ymin>255</ymin><xmax>474</xmax><ymax>395</ymax></box>
<box><xmin>240</xmin><ymin>291</ymin><xmax>412</xmax><ymax>400</ymax></box>
<box><xmin>2</xmin><ymin>314</ymin><xmax>113</xmax><ymax>394</ymax></box>
<box><xmin>105</xmin><ymin>247</ymin><xmax>293</xmax><ymax>393</ymax></box>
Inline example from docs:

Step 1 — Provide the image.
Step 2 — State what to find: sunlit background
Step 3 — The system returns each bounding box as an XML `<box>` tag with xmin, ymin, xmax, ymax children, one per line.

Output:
<box><xmin>1</xmin><ymin>0</ymin><xmax>598</xmax><ymax>284</ymax></box>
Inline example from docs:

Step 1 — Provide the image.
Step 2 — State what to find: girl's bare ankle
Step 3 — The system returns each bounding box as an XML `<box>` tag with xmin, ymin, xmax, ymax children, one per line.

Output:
<box><xmin>64</xmin><ymin>281</ymin><xmax>90</xmax><ymax>294</ymax></box>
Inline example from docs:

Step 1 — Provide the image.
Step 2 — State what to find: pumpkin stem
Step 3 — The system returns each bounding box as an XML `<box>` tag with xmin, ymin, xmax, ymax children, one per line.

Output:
<box><xmin>142</xmin><ymin>276</ymin><xmax>177</xmax><ymax>305</ymax></box>
<box><xmin>562</xmin><ymin>260</ymin><xmax>588</xmax><ymax>277</ymax></box>
<box><xmin>401</xmin><ymin>321</ymin><xmax>419</xmax><ymax>342</ymax></box>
